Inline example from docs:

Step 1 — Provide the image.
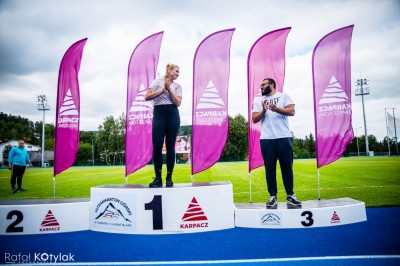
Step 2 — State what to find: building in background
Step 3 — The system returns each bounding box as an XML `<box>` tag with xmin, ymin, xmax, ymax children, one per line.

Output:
<box><xmin>0</xmin><ymin>140</ymin><xmax>53</xmax><ymax>167</ymax></box>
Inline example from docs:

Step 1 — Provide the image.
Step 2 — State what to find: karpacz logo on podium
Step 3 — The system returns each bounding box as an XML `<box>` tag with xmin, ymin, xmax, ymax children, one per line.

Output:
<box><xmin>94</xmin><ymin>198</ymin><xmax>133</xmax><ymax>228</ymax></box>
<box><xmin>180</xmin><ymin>197</ymin><xmax>209</xmax><ymax>229</ymax></box>
<box><xmin>40</xmin><ymin>210</ymin><xmax>61</xmax><ymax>232</ymax></box>
<box><xmin>331</xmin><ymin>211</ymin><xmax>341</xmax><ymax>224</ymax></box>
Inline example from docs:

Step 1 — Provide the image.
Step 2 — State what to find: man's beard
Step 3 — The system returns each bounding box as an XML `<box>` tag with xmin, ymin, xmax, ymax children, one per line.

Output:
<box><xmin>262</xmin><ymin>86</ymin><xmax>271</xmax><ymax>96</ymax></box>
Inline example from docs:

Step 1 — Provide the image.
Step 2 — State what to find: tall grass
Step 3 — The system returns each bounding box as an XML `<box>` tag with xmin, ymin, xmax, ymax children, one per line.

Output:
<box><xmin>1</xmin><ymin>157</ymin><xmax>399</xmax><ymax>207</ymax></box>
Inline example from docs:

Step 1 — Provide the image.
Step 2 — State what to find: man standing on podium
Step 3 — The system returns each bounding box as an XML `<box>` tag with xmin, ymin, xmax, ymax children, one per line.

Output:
<box><xmin>252</xmin><ymin>78</ymin><xmax>302</xmax><ymax>209</ymax></box>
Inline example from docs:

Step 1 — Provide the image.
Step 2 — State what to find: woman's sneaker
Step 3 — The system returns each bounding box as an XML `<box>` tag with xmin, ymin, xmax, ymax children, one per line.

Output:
<box><xmin>266</xmin><ymin>196</ymin><xmax>278</xmax><ymax>209</ymax></box>
<box><xmin>287</xmin><ymin>194</ymin><xmax>302</xmax><ymax>209</ymax></box>
<box><xmin>149</xmin><ymin>177</ymin><xmax>162</xmax><ymax>188</ymax></box>
<box><xmin>166</xmin><ymin>178</ymin><xmax>174</xmax><ymax>187</ymax></box>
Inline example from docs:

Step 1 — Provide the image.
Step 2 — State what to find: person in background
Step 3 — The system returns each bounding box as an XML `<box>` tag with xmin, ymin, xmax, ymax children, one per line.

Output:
<box><xmin>8</xmin><ymin>139</ymin><xmax>33</xmax><ymax>193</ymax></box>
<box><xmin>251</xmin><ymin>78</ymin><xmax>302</xmax><ymax>209</ymax></box>
<box><xmin>145</xmin><ymin>64</ymin><xmax>182</xmax><ymax>188</ymax></box>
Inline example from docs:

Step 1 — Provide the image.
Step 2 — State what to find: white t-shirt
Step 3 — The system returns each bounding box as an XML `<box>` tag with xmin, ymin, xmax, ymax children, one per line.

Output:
<box><xmin>150</xmin><ymin>78</ymin><xmax>182</xmax><ymax>106</ymax></box>
<box><xmin>252</xmin><ymin>91</ymin><xmax>294</xmax><ymax>139</ymax></box>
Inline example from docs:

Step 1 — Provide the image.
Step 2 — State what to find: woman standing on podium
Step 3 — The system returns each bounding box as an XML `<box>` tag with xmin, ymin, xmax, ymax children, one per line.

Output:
<box><xmin>145</xmin><ymin>64</ymin><xmax>182</xmax><ymax>188</ymax></box>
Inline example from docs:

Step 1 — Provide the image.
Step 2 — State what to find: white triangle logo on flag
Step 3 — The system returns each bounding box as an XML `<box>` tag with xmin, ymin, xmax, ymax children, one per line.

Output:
<box><xmin>196</xmin><ymin>80</ymin><xmax>225</xmax><ymax>110</ymax></box>
<box><xmin>319</xmin><ymin>76</ymin><xmax>349</xmax><ymax>104</ymax></box>
<box><xmin>130</xmin><ymin>84</ymin><xmax>153</xmax><ymax>112</ymax></box>
<box><xmin>59</xmin><ymin>89</ymin><xmax>79</xmax><ymax>116</ymax></box>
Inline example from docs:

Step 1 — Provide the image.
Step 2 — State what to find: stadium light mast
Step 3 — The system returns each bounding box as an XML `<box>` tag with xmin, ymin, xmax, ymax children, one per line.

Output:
<box><xmin>355</xmin><ymin>78</ymin><xmax>370</xmax><ymax>155</ymax></box>
<box><xmin>354</xmin><ymin>127</ymin><xmax>362</xmax><ymax>157</ymax></box>
<box><xmin>37</xmin><ymin>94</ymin><xmax>50</xmax><ymax>167</ymax></box>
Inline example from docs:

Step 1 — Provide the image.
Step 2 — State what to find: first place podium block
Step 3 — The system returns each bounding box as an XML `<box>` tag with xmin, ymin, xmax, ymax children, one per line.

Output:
<box><xmin>90</xmin><ymin>181</ymin><xmax>234</xmax><ymax>234</ymax></box>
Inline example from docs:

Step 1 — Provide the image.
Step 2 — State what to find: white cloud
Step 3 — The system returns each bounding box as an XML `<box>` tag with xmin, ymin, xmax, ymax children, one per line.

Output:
<box><xmin>0</xmin><ymin>0</ymin><xmax>399</xmax><ymax>142</ymax></box>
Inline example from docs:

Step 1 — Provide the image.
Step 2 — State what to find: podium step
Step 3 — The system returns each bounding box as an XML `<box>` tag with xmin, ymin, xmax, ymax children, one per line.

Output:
<box><xmin>234</xmin><ymin>197</ymin><xmax>366</xmax><ymax>229</ymax></box>
<box><xmin>91</xmin><ymin>181</ymin><xmax>235</xmax><ymax>234</ymax></box>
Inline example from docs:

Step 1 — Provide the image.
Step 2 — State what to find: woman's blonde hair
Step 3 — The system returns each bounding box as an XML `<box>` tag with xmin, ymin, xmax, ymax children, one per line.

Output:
<box><xmin>165</xmin><ymin>63</ymin><xmax>179</xmax><ymax>78</ymax></box>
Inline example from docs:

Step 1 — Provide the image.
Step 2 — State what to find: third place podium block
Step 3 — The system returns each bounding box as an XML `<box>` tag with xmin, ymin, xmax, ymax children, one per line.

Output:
<box><xmin>234</xmin><ymin>198</ymin><xmax>367</xmax><ymax>229</ymax></box>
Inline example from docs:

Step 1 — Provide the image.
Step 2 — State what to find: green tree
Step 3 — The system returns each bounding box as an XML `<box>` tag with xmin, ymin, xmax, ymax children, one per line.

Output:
<box><xmin>304</xmin><ymin>133</ymin><xmax>316</xmax><ymax>156</ymax></box>
<box><xmin>76</xmin><ymin>142</ymin><xmax>93</xmax><ymax>166</ymax></box>
<box><xmin>0</xmin><ymin>112</ymin><xmax>34</xmax><ymax>143</ymax></box>
<box><xmin>220</xmin><ymin>114</ymin><xmax>248</xmax><ymax>161</ymax></box>
<box><xmin>97</xmin><ymin>114</ymin><xmax>125</xmax><ymax>165</ymax></box>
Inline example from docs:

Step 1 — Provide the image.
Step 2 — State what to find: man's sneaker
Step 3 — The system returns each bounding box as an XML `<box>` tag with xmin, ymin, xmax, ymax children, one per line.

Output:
<box><xmin>266</xmin><ymin>196</ymin><xmax>278</xmax><ymax>209</ymax></box>
<box><xmin>18</xmin><ymin>188</ymin><xmax>27</xmax><ymax>192</ymax></box>
<box><xmin>12</xmin><ymin>187</ymin><xmax>17</xmax><ymax>193</ymax></box>
<box><xmin>149</xmin><ymin>177</ymin><xmax>162</xmax><ymax>188</ymax></box>
<box><xmin>166</xmin><ymin>178</ymin><xmax>174</xmax><ymax>188</ymax></box>
<box><xmin>287</xmin><ymin>194</ymin><xmax>302</xmax><ymax>209</ymax></box>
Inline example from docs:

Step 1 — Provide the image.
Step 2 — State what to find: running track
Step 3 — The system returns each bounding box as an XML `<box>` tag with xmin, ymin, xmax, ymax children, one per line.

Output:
<box><xmin>1</xmin><ymin>207</ymin><xmax>399</xmax><ymax>265</ymax></box>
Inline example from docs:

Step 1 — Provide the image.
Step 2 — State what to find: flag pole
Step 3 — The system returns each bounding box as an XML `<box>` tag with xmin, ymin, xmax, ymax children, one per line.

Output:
<box><xmin>125</xmin><ymin>175</ymin><xmax>128</xmax><ymax>185</ymax></box>
<box><xmin>317</xmin><ymin>168</ymin><xmax>321</xmax><ymax>200</ymax></box>
<box><xmin>248</xmin><ymin>172</ymin><xmax>252</xmax><ymax>203</ymax></box>
<box><xmin>53</xmin><ymin>176</ymin><xmax>56</xmax><ymax>198</ymax></box>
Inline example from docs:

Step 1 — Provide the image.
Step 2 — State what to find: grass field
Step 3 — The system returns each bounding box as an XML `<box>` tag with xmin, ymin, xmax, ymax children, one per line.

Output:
<box><xmin>1</xmin><ymin>156</ymin><xmax>399</xmax><ymax>207</ymax></box>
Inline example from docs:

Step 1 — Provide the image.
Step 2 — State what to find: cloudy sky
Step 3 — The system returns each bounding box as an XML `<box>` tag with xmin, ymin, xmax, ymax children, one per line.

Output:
<box><xmin>0</xmin><ymin>0</ymin><xmax>399</xmax><ymax>141</ymax></box>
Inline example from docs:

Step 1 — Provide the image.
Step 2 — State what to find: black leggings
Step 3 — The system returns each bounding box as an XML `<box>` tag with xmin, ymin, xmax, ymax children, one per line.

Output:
<box><xmin>11</xmin><ymin>165</ymin><xmax>26</xmax><ymax>189</ymax></box>
<box><xmin>152</xmin><ymin>104</ymin><xmax>180</xmax><ymax>178</ymax></box>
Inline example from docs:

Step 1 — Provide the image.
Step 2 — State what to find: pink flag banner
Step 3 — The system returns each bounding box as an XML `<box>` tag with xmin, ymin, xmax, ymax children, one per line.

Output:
<box><xmin>54</xmin><ymin>38</ymin><xmax>87</xmax><ymax>176</ymax></box>
<box><xmin>192</xmin><ymin>28</ymin><xmax>235</xmax><ymax>175</ymax></box>
<box><xmin>247</xmin><ymin>28</ymin><xmax>291</xmax><ymax>172</ymax></box>
<box><xmin>125</xmin><ymin>32</ymin><xmax>163</xmax><ymax>176</ymax></box>
<box><xmin>312</xmin><ymin>25</ymin><xmax>354</xmax><ymax>168</ymax></box>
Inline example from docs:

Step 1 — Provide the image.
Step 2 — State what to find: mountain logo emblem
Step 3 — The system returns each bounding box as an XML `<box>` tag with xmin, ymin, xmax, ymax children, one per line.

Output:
<box><xmin>40</xmin><ymin>210</ymin><xmax>60</xmax><ymax>232</ymax></box>
<box><xmin>181</xmin><ymin>197</ymin><xmax>208</xmax><ymax>222</ymax></box>
<box><xmin>95</xmin><ymin>202</ymin><xmax>132</xmax><ymax>223</ymax></box>
<box><xmin>59</xmin><ymin>89</ymin><xmax>79</xmax><ymax>115</ymax></box>
<box><xmin>331</xmin><ymin>211</ymin><xmax>341</xmax><ymax>224</ymax></box>
<box><xmin>41</xmin><ymin>210</ymin><xmax>60</xmax><ymax>227</ymax></box>
<box><xmin>196</xmin><ymin>80</ymin><xmax>225</xmax><ymax>110</ymax></box>
<box><xmin>129</xmin><ymin>84</ymin><xmax>153</xmax><ymax>113</ymax></box>
<box><xmin>261</xmin><ymin>213</ymin><xmax>281</xmax><ymax>226</ymax></box>
<box><xmin>319</xmin><ymin>76</ymin><xmax>349</xmax><ymax>104</ymax></box>
<box><xmin>180</xmin><ymin>197</ymin><xmax>209</xmax><ymax>230</ymax></box>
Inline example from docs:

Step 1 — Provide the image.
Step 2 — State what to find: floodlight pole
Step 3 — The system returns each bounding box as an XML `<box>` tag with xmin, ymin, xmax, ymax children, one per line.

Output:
<box><xmin>355</xmin><ymin>79</ymin><xmax>370</xmax><ymax>156</ymax></box>
<box><xmin>384</xmin><ymin>109</ymin><xmax>391</xmax><ymax>156</ymax></box>
<box><xmin>37</xmin><ymin>94</ymin><xmax>50</xmax><ymax>167</ymax></box>
<box><xmin>354</xmin><ymin>127</ymin><xmax>362</xmax><ymax>156</ymax></box>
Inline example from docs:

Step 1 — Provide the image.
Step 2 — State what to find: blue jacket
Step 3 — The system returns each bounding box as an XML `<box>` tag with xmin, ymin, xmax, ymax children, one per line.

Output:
<box><xmin>8</xmin><ymin>146</ymin><xmax>31</xmax><ymax>166</ymax></box>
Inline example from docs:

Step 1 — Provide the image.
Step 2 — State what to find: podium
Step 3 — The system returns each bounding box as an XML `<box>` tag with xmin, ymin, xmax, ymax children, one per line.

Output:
<box><xmin>90</xmin><ymin>181</ymin><xmax>235</xmax><ymax>234</ymax></box>
<box><xmin>235</xmin><ymin>198</ymin><xmax>367</xmax><ymax>228</ymax></box>
<box><xmin>0</xmin><ymin>182</ymin><xmax>367</xmax><ymax>235</ymax></box>
<box><xmin>0</xmin><ymin>199</ymin><xmax>90</xmax><ymax>235</ymax></box>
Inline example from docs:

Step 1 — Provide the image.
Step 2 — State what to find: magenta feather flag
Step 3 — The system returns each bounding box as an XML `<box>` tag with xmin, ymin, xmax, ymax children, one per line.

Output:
<box><xmin>248</xmin><ymin>28</ymin><xmax>291</xmax><ymax>172</ymax></box>
<box><xmin>54</xmin><ymin>38</ymin><xmax>87</xmax><ymax>177</ymax></box>
<box><xmin>125</xmin><ymin>32</ymin><xmax>163</xmax><ymax>177</ymax></box>
<box><xmin>192</xmin><ymin>29</ymin><xmax>235</xmax><ymax>175</ymax></box>
<box><xmin>312</xmin><ymin>25</ymin><xmax>354</xmax><ymax>168</ymax></box>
